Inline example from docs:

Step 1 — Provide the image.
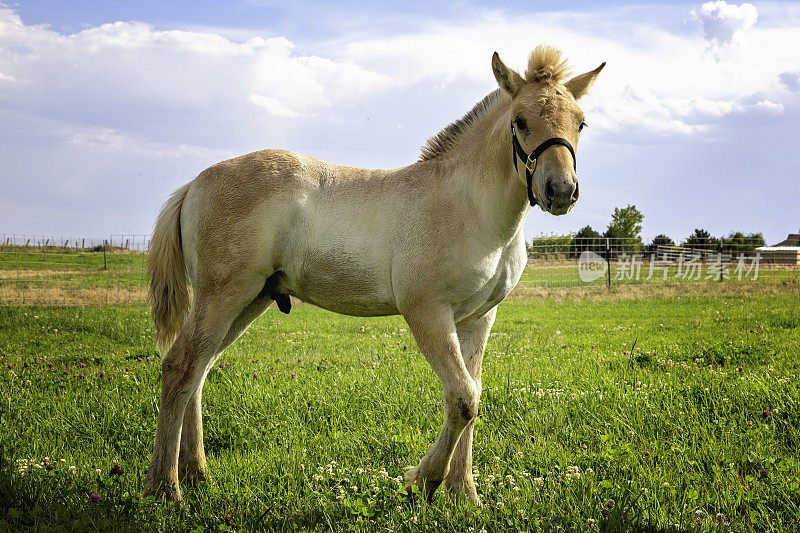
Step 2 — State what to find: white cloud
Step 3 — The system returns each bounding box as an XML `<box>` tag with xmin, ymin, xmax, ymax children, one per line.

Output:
<box><xmin>0</xmin><ymin>7</ymin><xmax>390</xmax><ymax>134</ymax></box>
<box><xmin>249</xmin><ymin>94</ymin><xmax>301</xmax><ymax>117</ymax></box>
<box><xmin>64</xmin><ymin>126</ymin><xmax>231</xmax><ymax>159</ymax></box>
<box><xmin>692</xmin><ymin>1</ymin><xmax>758</xmax><ymax>55</ymax></box>
<box><xmin>779</xmin><ymin>71</ymin><xmax>800</xmax><ymax>92</ymax></box>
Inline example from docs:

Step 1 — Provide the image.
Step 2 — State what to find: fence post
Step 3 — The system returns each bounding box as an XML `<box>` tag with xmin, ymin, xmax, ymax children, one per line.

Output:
<box><xmin>606</xmin><ymin>238</ymin><xmax>612</xmax><ymax>288</ymax></box>
<box><xmin>718</xmin><ymin>242</ymin><xmax>723</xmax><ymax>282</ymax></box>
<box><xmin>103</xmin><ymin>240</ymin><xmax>108</xmax><ymax>270</ymax></box>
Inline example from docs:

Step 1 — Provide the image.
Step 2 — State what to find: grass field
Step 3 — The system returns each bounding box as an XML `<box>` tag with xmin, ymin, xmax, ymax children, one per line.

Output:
<box><xmin>1</xmin><ymin>245</ymin><xmax>797</xmax><ymax>307</ymax></box>
<box><xmin>1</xmin><ymin>291</ymin><xmax>799</xmax><ymax>532</ymax></box>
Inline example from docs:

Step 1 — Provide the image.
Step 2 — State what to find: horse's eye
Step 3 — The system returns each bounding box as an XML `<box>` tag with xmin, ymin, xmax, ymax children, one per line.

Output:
<box><xmin>514</xmin><ymin>117</ymin><xmax>527</xmax><ymax>131</ymax></box>
<box><xmin>579</xmin><ymin>121</ymin><xmax>588</xmax><ymax>132</ymax></box>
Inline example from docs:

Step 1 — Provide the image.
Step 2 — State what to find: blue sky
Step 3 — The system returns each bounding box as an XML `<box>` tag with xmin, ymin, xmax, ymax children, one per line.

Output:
<box><xmin>1</xmin><ymin>0</ymin><xmax>798</xmax><ymax>244</ymax></box>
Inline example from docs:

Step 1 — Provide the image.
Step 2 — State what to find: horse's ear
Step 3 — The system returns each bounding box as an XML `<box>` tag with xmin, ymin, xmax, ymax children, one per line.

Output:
<box><xmin>564</xmin><ymin>62</ymin><xmax>606</xmax><ymax>100</ymax></box>
<box><xmin>492</xmin><ymin>52</ymin><xmax>524</xmax><ymax>97</ymax></box>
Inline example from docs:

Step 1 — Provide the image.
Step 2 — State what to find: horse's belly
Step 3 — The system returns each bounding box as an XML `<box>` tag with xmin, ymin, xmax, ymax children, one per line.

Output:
<box><xmin>282</xmin><ymin>250</ymin><xmax>398</xmax><ymax>317</ymax></box>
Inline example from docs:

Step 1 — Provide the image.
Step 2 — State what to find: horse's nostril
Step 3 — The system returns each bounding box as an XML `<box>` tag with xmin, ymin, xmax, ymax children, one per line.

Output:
<box><xmin>572</xmin><ymin>181</ymin><xmax>580</xmax><ymax>202</ymax></box>
<box><xmin>545</xmin><ymin>179</ymin><xmax>555</xmax><ymax>203</ymax></box>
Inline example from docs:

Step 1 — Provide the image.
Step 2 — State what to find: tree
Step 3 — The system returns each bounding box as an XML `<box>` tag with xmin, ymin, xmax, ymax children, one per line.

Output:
<box><xmin>645</xmin><ymin>234</ymin><xmax>675</xmax><ymax>255</ymax></box>
<box><xmin>570</xmin><ymin>225</ymin><xmax>602</xmax><ymax>258</ymax></box>
<box><xmin>720</xmin><ymin>232</ymin><xmax>765</xmax><ymax>253</ymax></box>
<box><xmin>527</xmin><ymin>233</ymin><xmax>574</xmax><ymax>259</ymax></box>
<box><xmin>604</xmin><ymin>204</ymin><xmax>643</xmax><ymax>254</ymax></box>
<box><xmin>682</xmin><ymin>229</ymin><xmax>719</xmax><ymax>250</ymax></box>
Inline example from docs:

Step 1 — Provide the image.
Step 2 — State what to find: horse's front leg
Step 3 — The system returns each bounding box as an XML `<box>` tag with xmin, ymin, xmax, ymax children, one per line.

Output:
<box><xmin>445</xmin><ymin>307</ymin><xmax>496</xmax><ymax>505</ymax></box>
<box><xmin>403</xmin><ymin>305</ymin><xmax>479</xmax><ymax>501</ymax></box>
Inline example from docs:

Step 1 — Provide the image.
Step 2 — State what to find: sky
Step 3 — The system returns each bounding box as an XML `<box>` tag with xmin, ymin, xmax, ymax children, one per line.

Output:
<box><xmin>0</xmin><ymin>0</ymin><xmax>798</xmax><ymax>244</ymax></box>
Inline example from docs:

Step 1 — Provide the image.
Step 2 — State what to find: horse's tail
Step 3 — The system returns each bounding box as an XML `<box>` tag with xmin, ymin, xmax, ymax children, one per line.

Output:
<box><xmin>148</xmin><ymin>182</ymin><xmax>191</xmax><ymax>355</ymax></box>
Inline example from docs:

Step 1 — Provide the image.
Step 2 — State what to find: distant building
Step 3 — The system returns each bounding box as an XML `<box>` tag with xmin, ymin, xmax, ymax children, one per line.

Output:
<box><xmin>756</xmin><ymin>233</ymin><xmax>800</xmax><ymax>265</ymax></box>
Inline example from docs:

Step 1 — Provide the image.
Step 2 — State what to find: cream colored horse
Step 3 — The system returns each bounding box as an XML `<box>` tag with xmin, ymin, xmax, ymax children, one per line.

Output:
<box><xmin>144</xmin><ymin>45</ymin><xmax>604</xmax><ymax>504</ymax></box>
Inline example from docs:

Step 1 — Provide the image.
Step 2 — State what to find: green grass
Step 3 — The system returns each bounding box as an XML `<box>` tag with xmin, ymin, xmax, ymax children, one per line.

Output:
<box><xmin>1</xmin><ymin>294</ymin><xmax>799</xmax><ymax>532</ymax></box>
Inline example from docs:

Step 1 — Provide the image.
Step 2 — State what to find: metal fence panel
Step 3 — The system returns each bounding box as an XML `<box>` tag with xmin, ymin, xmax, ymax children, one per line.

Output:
<box><xmin>0</xmin><ymin>235</ymin><xmax>797</xmax><ymax>305</ymax></box>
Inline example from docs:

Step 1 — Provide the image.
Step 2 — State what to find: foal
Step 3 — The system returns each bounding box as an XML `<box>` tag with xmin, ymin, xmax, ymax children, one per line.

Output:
<box><xmin>144</xmin><ymin>45</ymin><xmax>604</xmax><ymax>504</ymax></box>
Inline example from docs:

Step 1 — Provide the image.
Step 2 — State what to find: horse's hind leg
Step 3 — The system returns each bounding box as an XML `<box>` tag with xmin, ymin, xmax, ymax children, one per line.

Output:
<box><xmin>144</xmin><ymin>279</ymin><xmax>264</xmax><ymax>501</ymax></box>
<box><xmin>178</xmin><ymin>291</ymin><xmax>274</xmax><ymax>484</ymax></box>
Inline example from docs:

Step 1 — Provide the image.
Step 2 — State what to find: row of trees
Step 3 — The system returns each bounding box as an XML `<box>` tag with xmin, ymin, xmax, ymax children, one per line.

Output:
<box><xmin>528</xmin><ymin>204</ymin><xmax>767</xmax><ymax>257</ymax></box>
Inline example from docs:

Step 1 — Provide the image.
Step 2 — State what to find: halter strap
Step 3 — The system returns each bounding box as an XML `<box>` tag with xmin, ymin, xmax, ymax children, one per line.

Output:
<box><xmin>511</xmin><ymin>124</ymin><xmax>576</xmax><ymax>207</ymax></box>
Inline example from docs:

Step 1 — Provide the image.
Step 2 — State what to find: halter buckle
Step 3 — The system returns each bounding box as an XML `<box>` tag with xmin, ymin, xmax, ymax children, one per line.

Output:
<box><xmin>525</xmin><ymin>156</ymin><xmax>537</xmax><ymax>174</ymax></box>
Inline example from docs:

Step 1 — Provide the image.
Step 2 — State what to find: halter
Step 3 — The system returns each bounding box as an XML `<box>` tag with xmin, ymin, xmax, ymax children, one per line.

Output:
<box><xmin>511</xmin><ymin>124</ymin><xmax>576</xmax><ymax>207</ymax></box>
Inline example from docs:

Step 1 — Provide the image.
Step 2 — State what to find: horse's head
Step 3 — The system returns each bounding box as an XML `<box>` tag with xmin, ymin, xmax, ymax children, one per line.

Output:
<box><xmin>492</xmin><ymin>46</ymin><xmax>604</xmax><ymax>215</ymax></box>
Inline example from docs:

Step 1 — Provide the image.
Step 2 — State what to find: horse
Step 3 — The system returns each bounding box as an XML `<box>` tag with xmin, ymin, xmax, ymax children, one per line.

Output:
<box><xmin>143</xmin><ymin>45</ymin><xmax>604</xmax><ymax>504</ymax></box>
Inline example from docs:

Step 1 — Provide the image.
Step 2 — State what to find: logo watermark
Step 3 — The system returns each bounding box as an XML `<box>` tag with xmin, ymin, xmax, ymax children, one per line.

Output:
<box><xmin>578</xmin><ymin>252</ymin><xmax>761</xmax><ymax>283</ymax></box>
<box><xmin>578</xmin><ymin>251</ymin><xmax>608</xmax><ymax>282</ymax></box>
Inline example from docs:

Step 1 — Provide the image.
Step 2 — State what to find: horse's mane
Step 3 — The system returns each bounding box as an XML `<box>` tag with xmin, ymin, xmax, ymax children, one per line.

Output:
<box><xmin>419</xmin><ymin>46</ymin><xmax>569</xmax><ymax>162</ymax></box>
<box><xmin>419</xmin><ymin>89</ymin><xmax>504</xmax><ymax>162</ymax></box>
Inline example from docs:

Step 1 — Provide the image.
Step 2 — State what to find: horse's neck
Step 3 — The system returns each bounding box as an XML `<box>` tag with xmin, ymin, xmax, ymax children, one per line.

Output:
<box><xmin>457</xmin><ymin>107</ymin><xmax>529</xmax><ymax>246</ymax></box>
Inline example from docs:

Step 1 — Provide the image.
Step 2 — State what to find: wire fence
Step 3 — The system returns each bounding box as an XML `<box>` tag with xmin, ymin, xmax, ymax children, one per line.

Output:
<box><xmin>0</xmin><ymin>234</ymin><xmax>798</xmax><ymax>305</ymax></box>
<box><xmin>0</xmin><ymin>234</ymin><xmax>149</xmax><ymax>305</ymax></box>
<box><xmin>519</xmin><ymin>237</ymin><xmax>800</xmax><ymax>290</ymax></box>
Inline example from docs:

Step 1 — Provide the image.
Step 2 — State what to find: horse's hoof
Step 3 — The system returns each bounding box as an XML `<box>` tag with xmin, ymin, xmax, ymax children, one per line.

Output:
<box><xmin>178</xmin><ymin>466</ymin><xmax>207</xmax><ymax>486</ymax></box>
<box><xmin>141</xmin><ymin>481</ymin><xmax>182</xmax><ymax>503</ymax></box>
<box><xmin>404</xmin><ymin>466</ymin><xmax>442</xmax><ymax>502</ymax></box>
<box><xmin>445</xmin><ymin>479</ymin><xmax>481</xmax><ymax>506</ymax></box>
